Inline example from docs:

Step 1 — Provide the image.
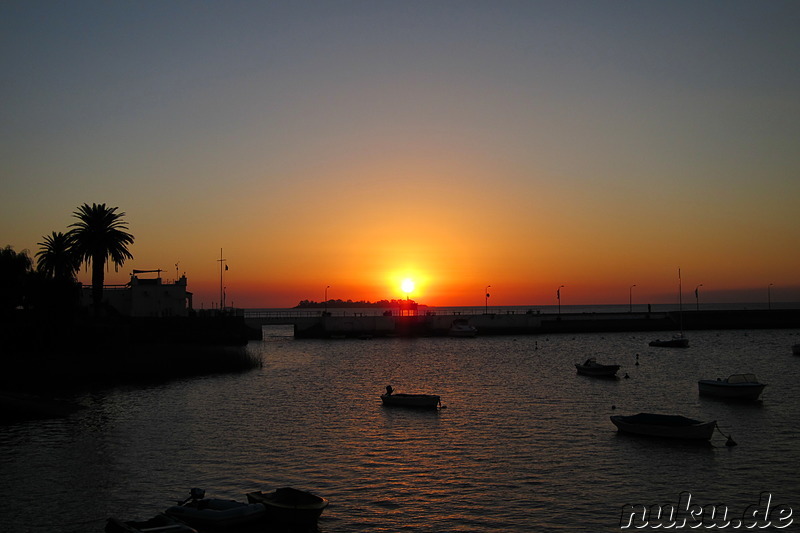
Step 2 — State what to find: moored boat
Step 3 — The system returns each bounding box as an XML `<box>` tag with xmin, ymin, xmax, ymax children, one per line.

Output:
<box><xmin>381</xmin><ymin>385</ymin><xmax>440</xmax><ymax>408</ymax></box>
<box><xmin>649</xmin><ymin>334</ymin><xmax>689</xmax><ymax>348</ymax></box>
<box><xmin>164</xmin><ymin>489</ymin><xmax>266</xmax><ymax>529</ymax></box>
<box><xmin>610</xmin><ymin>413</ymin><xmax>716</xmax><ymax>440</ymax></box>
<box><xmin>106</xmin><ymin>514</ymin><xmax>197</xmax><ymax>533</ymax></box>
<box><xmin>698</xmin><ymin>373</ymin><xmax>766</xmax><ymax>400</ymax></box>
<box><xmin>574</xmin><ymin>358</ymin><xmax>620</xmax><ymax>377</ymax></box>
<box><xmin>448</xmin><ymin>318</ymin><xmax>477</xmax><ymax>337</ymax></box>
<box><xmin>246</xmin><ymin>487</ymin><xmax>329</xmax><ymax>525</ymax></box>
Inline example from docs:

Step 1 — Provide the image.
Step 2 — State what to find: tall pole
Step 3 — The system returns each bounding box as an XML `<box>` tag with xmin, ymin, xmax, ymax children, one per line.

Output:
<box><xmin>768</xmin><ymin>283</ymin><xmax>773</xmax><ymax>310</ymax></box>
<box><xmin>557</xmin><ymin>285</ymin><xmax>564</xmax><ymax>315</ymax></box>
<box><xmin>485</xmin><ymin>285</ymin><xmax>491</xmax><ymax>314</ymax></box>
<box><xmin>678</xmin><ymin>268</ymin><xmax>683</xmax><ymax>333</ymax></box>
<box><xmin>629</xmin><ymin>284</ymin><xmax>636</xmax><ymax>312</ymax></box>
<box><xmin>695</xmin><ymin>284</ymin><xmax>703</xmax><ymax>311</ymax></box>
<box><xmin>325</xmin><ymin>285</ymin><xmax>330</xmax><ymax>314</ymax></box>
<box><xmin>217</xmin><ymin>248</ymin><xmax>226</xmax><ymax>310</ymax></box>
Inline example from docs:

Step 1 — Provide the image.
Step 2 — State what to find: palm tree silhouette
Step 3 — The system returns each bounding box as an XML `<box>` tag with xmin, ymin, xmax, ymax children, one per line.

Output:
<box><xmin>68</xmin><ymin>203</ymin><xmax>134</xmax><ymax>315</ymax></box>
<box><xmin>36</xmin><ymin>231</ymin><xmax>79</xmax><ymax>281</ymax></box>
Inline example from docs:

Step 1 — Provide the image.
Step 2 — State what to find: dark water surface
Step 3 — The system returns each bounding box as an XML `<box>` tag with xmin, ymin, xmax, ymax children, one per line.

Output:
<box><xmin>3</xmin><ymin>328</ymin><xmax>800</xmax><ymax>532</ymax></box>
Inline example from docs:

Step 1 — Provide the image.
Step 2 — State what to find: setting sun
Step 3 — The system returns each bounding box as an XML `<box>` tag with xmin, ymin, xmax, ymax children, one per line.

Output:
<box><xmin>401</xmin><ymin>278</ymin><xmax>415</xmax><ymax>295</ymax></box>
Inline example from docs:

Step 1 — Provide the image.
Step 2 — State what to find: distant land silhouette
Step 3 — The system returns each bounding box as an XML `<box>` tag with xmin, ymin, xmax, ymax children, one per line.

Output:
<box><xmin>295</xmin><ymin>298</ymin><xmax>418</xmax><ymax>309</ymax></box>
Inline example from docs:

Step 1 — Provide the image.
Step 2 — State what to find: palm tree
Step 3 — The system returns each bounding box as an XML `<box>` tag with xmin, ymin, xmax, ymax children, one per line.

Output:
<box><xmin>68</xmin><ymin>203</ymin><xmax>134</xmax><ymax>315</ymax></box>
<box><xmin>36</xmin><ymin>231</ymin><xmax>79</xmax><ymax>281</ymax></box>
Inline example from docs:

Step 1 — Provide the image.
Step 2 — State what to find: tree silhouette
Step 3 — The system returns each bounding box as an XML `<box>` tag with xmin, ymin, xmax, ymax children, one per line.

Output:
<box><xmin>36</xmin><ymin>231</ymin><xmax>79</xmax><ymax>281</ymax></box>
<box><xmin>0</xmin><ymin>245</ymin><xmax>33</xmax><ymax>314</ymax></box>
<box><xmin>67</xmin><ymin>203</ymin><xmax>134</xmax><ymax>315</ymax></box>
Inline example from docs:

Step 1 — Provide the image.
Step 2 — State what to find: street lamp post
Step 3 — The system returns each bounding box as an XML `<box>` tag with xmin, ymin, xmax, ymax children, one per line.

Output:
<box><xmin>217</xmin><ymin>248</ymin><xmax>226</xmax><ymax>311</ymax></box>
<box><xmin>557</xmin><ymin>285</ymin><xmax>564</xmax><ymax>315</ymax></box>
<box><xmin>695</xmin><ymin>284</ymin><xmax>703</xmax><ymax>311</ymax></box>
<box><xmin>629</xmin><ymin>285</ymin><xmax>636</xmax><ymax>312</ymax></box>
<box><xmin>485</xmin><ymin>285</ymin><xmax>491</xmax><ymax>314</ymax></box>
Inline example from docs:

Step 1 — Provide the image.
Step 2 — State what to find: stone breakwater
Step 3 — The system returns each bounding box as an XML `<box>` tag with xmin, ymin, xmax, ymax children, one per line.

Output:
<box><xmin>245</xmin><ymin>309</ymin><xmax>800</xmax><ymax>339</ymax></box>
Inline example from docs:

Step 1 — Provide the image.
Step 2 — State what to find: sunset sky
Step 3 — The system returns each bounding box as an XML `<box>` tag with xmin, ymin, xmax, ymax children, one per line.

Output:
<box><xmin>3</xmin><ymin>1</ymin><xmax>799</xmax><ymax>308</ymax></box>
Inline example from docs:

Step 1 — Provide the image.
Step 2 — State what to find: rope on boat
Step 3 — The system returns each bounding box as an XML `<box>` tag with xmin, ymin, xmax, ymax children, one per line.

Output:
<box><xmin>715</xmin><ymin>422</ymin><xmax>737</xmax><ymax>447</ymax></box>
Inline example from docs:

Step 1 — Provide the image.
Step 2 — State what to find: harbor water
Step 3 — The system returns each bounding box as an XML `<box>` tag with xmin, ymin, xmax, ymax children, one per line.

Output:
<box><xmin>2</xmin><ymin>327</ymin><xmax>800</xmax><ymax>532</ymax></box>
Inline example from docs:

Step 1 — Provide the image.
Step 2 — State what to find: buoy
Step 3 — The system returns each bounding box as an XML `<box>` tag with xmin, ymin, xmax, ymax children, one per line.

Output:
<box><xmin>624</xmin><ymin>373</ymin><xmax>630</xmax><ymax>379</ymax></box>
<box><xmin>611</xmin><ymin>405</ymin><xmax>616</xmax><ymax>410</ymax></box>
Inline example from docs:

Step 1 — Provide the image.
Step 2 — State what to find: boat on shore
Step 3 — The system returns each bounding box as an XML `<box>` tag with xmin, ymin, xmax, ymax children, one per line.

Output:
<box><xmin>574</xmin><ymin>358</ymin><xmax>620</xmax><ymax>377</ymax></box>
<box><xmin>381</xmin><ymin>385</ymin><xmax>441</xmax><ymax>408</ymax></box>
<box><xmin>106</xmin><ymin>514</ymin><xmax>197</xmax><ymax>533</ymax></box>
<box><xmin>698</xmin><ymin>373</ymin><xmax>766</xmax><ymax>400</ymax></box>
<box><xmin>164</xmin><ymin>489</ymin><xmax>266</xmax><ymax>529</ymax></box>
<box><xmin>246</xmin><ymin>487</ymin><xmax>329</xmax><ymax>525</ymax></box>
<box><xmin>610</xmin><ymin>413</ymin><xmax>716</xmax><ymax>440</ymax></box>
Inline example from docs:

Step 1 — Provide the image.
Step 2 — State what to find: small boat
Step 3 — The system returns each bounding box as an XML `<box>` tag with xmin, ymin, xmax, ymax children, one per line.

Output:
<box><xmin>106</xmin><ymin>514</ymin><xmax>197</xmax><ymax>533</ymax></box>
<box><xmin>448</xmin><ymin>318</ymin><xmax>477</xmax><ymax>337</ymax></box>
<box><xmin>793</xmin><ymin>344</ymin><xmax>800</xmax><ymax>355</ymax></box>
<box><xmin>246</xmin><ymin>487</ymin><xmax>329</xmax><ymax>525</ymax></box>
<box><xmin>649</xmin><ymin>334</ymin><xmax>689</xmax><ymax>348</ymax></box>
<box><xmin>574</xmin><ymin>358</ymin><xmax>620</xmax><ymax>377</ymax></box>
<box><xmin>610</xmin><ymin>413</ymin><xmax>716</xmax><ymax>440</ymax></box>
<box><xmin>164</xmin><ymin>489</ymin><xmax>266</xmax><ymax>529</ymax></box>
<box><xmin>698</xmin><ymin>373</ymin><xmax>766</xmax><ymax>400</ymax></box>
<box><xmin>381</xmin><ymin>385</ymin><xmax>440</xmax><ymax>408</ymax></box>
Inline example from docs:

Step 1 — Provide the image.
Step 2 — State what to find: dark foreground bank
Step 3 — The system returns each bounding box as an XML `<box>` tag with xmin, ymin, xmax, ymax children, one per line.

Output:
<box><xmin>1</xmin><ymin>315</ymin><xmax>261</xmax><ymax>394</ymax></box>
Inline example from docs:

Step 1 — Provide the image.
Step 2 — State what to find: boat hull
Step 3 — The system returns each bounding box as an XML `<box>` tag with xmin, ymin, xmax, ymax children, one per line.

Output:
<box><xmin>164</xmin><ymin>499</ymin><xmax>266</xmax><ymax>528</ymax></box>
<box><xmin>106</xmin><ymin>514</ymin><xmax>197</xmax><ymax>533</ymax></box>
<box><xmin>381</xmin><ymin>393</ymin><xmax>440</xmax><ymax>408</ymax></box>
<box><xmin>246</xmin><ymin>488</ymin><xmax>329</xmax><ymax>525</ymax></box>
<box><xmin>575</xmin><ymin>363</ymin><xmax>620</xmax><ymax>377</ymax></box>
<box><xmin>610</xmin><ymin>413</ymin><xmax>715</xmax><ymax>440</ymax></box>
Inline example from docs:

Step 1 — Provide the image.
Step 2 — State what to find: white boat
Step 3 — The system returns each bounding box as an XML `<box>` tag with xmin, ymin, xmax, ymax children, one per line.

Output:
<box><xmin>448</xmin><ymin>319</ymin><xmax>477</xmax><ymax>337</ymax></box>
<box><xmin>246</xmin><ymin>487</ymin><xmax>329</xmax><ymax>525</ymax></box>
<box><xmin>574</xmin><ymin>358</ymin><xmax>620</xmax><ymax>377</ymax></box>
<box><xmin>164</xmin><ymin>489</ymin><xmax>266</xmax><ymax>529</ymax></box>
<box><xmin>610</xmin><ymin>413</ymin><xmax>716</xmax><ymax>440</ymax></box>
<box><xmin>381</xmin><ymin>386</ymin><xmax>440</xmax><ymax>408</ymax></box>
<box><xmin>698</xmin><ymin>373</ymin><xmax>766</xmax><ymax>400</ymax></box>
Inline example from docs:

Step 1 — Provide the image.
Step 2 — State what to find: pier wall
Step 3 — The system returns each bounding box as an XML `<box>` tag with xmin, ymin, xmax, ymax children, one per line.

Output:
<box><xmin>245</xmin><ymin>309</ymin><xmax>800</xmax><ymax>339</ymax></box>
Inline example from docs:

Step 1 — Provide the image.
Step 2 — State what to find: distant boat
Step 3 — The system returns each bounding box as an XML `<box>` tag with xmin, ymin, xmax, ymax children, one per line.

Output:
<box><xmin>381</xmin><ymin>385</ymin><xmax>441</xmax><ymax>408</ymax></box>
<box><xmin>574</xmin><ymin>358</ymin><xmax>620</xmax><ymax>377</ymax></box>
<box><xmin>448</xmin><ymin>318</ymin><xmax>477</xmax><ymax>337</ymax></box>
<box><xmin>650</xmin><ymin>269</ymin><xmax>689</xmax><ymax>348</ymax></box>
<box><xmin>106</xmin><ymin>514</ymin><xmax>197</xmax><ymax>533</ymax></box>
<box><xmin>246</xmin><ymin>487</ymin><xmax>329</xmax><ymax>525</ymax></box>
<box><xmin>610</xmin><ymin>413</ymin><xmax>716</xmax><ymax>441</ymax></box>
<box><xmin>649</xmin><ymin>334</ymin><xmax>689</xmax><ymax>348</ymax></box>
<box><xmin>698</xmin><ymin>373</ymin><xmax>766</xmax><ymax>400</ymax></box>
<box><xmin>793</xmin><ymin>344</ymin><xmax>800</xmax><ymax>355</ymax></box>
<box><xmin>164</xmin><ymin>489</ymin><xmax>266</xmax><ymax>529</ymax></box>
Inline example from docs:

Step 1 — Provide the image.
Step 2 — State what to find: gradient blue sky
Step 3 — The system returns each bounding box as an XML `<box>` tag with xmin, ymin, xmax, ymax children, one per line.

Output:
<box><xmin>2</xmin><ymin>1</ymin><xmax>799</xmax><ymax>307</ymax></box>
